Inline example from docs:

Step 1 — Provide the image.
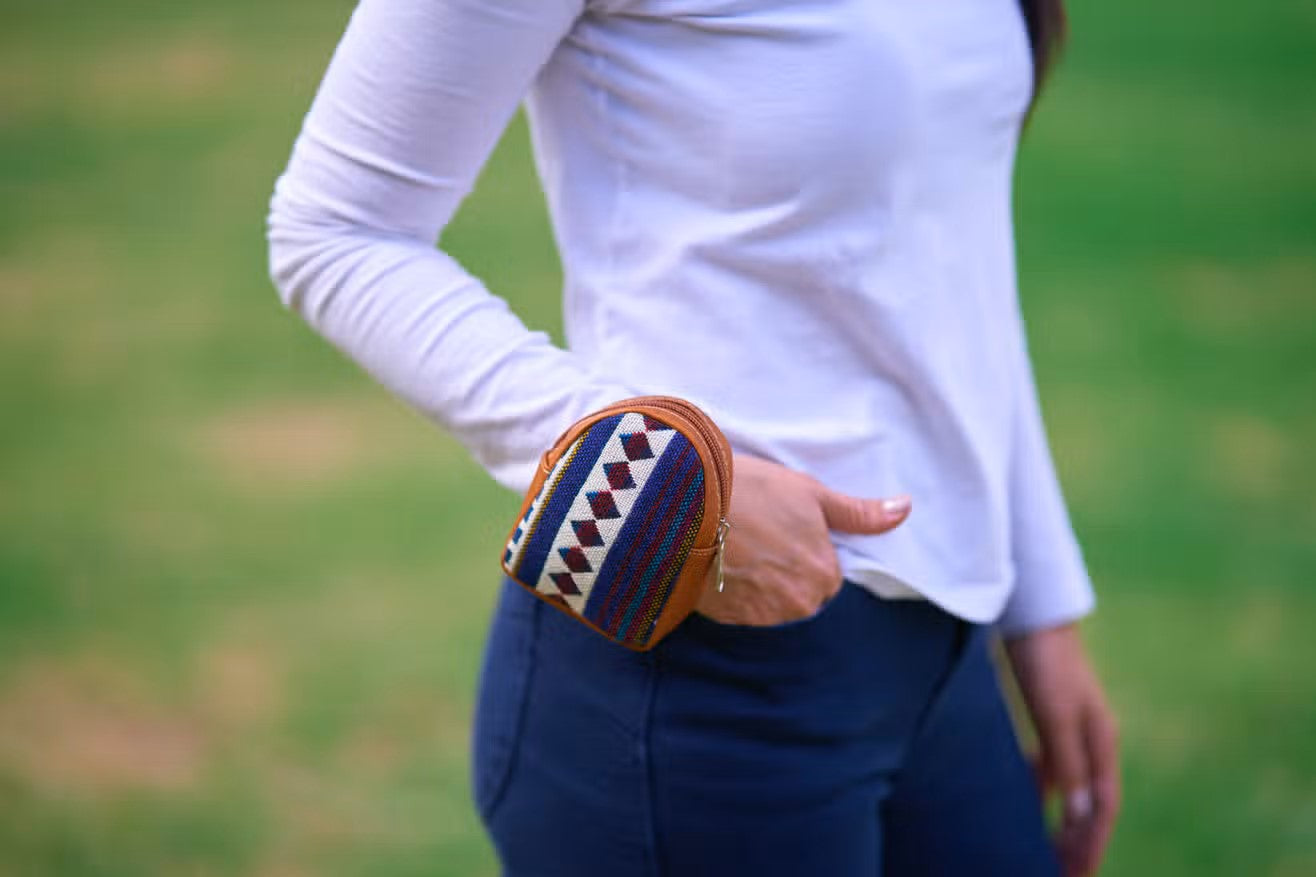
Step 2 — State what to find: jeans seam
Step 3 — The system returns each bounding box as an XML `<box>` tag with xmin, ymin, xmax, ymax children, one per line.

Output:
<box><xmin>639</xmin><ymin>650</ymin><xmax>663</xmax><ymax>877</ymax></box>
<box><xmin>480</xmin><ymin>596</ymin><xmax>542</xmax><ymax>825</ymax></box>
<box><xmin>894</xmin><ymin>619</ymin><xmax>975</xmax><ymax>776</ymax></box>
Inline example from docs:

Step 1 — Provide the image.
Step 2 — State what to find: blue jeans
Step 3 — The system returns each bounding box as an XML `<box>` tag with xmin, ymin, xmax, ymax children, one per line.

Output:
<box><xmin>472</xmin><ymin>576</ymin><xmax>1059</xmax><ymax>876</ymax></box>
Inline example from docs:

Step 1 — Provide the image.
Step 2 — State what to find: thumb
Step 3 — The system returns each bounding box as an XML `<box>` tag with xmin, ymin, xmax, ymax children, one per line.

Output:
<box><xmin>815</xmin><ymin>488</ymin><xmax>911</xmax><ymax>535</ymax></box>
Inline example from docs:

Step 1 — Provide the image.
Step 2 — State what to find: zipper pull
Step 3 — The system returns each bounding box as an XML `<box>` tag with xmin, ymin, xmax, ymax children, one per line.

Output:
<box><xmin>714</xmin><ymin>517</ymin><xmax>731</xmax><ymax>593</ymax></box>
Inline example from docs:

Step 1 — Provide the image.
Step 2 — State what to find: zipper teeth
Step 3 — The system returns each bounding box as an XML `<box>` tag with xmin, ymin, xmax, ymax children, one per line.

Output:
<box><xmin>621</xmin><ymin>396</ymin><xmax>732</xmax><ymax>513</ymax></box>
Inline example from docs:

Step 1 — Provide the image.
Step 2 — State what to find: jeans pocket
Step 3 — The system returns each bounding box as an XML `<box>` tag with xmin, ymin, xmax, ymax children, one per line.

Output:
<box><xmin>471</xmin><ymin>579</ymin><xmax>538</xmax><ymax>823</ymax></box>
<box><xmin>681</xmin><ymin>579</ymin><xmax>858</xmax><ymax>653</ymax></box>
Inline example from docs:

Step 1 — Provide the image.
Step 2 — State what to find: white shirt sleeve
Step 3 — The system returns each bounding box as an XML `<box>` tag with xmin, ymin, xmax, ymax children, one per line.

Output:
<box><xmin>265</xmin><ymin>0</ymin><xmax>640</xmax><ymax>494</ymax></box>
<box><xmin>997</xmin><ymin>312</ymin><xmax>1097</xmax><ymax>635</ymax></box>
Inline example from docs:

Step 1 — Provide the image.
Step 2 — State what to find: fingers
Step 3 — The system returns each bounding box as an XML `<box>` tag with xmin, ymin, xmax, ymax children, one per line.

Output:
<box><xmin>1007</xmin><ymin>626</ymin><xmax>1119</xmax><ymax>877</ymax></box>
<box><xmin>1080</xmin><ymin>704</ymin><xmax>1121</xmax><ymax>876</ymax></box>
<box><xmin>1047</xmin><ymin>702</ymin><xmax>1120</xmax><ymax>877</ymax></box>
<box><xmin>815</xmin><ymin>486</ymin><xmax>911</xmax><ymax>535</ymax></box>
<box><xmin>1039</xmin><ymin>709</ymin><xmax>1090</xmax><ymax>876</ymax></box>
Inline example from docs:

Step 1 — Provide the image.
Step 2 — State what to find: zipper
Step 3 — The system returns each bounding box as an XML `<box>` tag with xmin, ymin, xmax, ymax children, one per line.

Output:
<box><xmin>713</xmin><ymin>516</ymin><xmax>731</xmax><ymax>592</ymax></box>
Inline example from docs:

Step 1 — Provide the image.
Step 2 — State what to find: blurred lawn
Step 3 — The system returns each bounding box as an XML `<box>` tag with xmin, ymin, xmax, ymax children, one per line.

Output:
<box><xmin>1</xmin><ymin>0</ymin><xmax>1313</xmax><ymax>874</ymax></box>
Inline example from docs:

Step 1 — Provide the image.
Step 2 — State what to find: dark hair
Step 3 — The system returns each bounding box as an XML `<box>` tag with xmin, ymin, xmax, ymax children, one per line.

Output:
<box><xmin>1018</xmin><ymin>0</ymin><xmax>1068</xmax><ymax>100</ymax></box>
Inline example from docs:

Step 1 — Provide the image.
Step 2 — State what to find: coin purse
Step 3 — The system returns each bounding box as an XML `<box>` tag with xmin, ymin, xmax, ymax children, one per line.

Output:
<box><xmin>500</xmin><ymin>395</ymin><xmax>733</xmax><ymax>651</ymax></box>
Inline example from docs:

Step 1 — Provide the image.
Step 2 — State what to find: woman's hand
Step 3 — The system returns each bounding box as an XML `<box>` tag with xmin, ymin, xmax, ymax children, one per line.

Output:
<box><xmin>1006</xmin><ymin>623</ymin><xmax>1121</xmax><ymax>877</ymax></box>
<box><xmin>694</xmin><ymin>453</ymin><xmax>911</xmax><ymax>626</ymax></box>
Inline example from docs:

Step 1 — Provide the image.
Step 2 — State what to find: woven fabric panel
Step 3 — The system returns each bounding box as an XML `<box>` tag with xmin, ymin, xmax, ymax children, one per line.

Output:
<box><xmin>503</xmin><ymin>411</ymin><xmax>706</xmax><ymax>646</ymax></box>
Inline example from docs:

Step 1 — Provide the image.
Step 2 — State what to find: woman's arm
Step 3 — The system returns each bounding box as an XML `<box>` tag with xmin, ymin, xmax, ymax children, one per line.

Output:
<box><xmin>997</xmin><ymin>310</ymin><xmax>1119</xmax><ymax>875</ymax></box>
<box><xmin>266</xmin><ymin>0</ymin><xmax>637</xmax><ymax>494</ymax></box>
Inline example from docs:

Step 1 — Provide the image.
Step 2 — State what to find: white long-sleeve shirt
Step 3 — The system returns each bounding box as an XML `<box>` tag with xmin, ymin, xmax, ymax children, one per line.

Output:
<box><xmin>267</xmin><ymin>0</ymin><xmax>1095</xmax><ymax>634</ymax></box>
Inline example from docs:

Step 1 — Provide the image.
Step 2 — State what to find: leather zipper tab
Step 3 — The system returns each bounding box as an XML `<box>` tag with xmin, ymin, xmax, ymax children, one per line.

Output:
<box><xmin>714</xmin><ymin>517</ymin><xmax>731</xmax><ymax>592</ymax></box>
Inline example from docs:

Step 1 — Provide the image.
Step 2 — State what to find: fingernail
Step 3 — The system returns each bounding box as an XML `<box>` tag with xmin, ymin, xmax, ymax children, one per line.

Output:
<box><xmin>881</xmin><ymin>495</ymin><xmax>911</xmax><ymax>516</ymax></box>
<box><xmin>1066</xmin><ymin>788</ymin><xmax>1093</xmax><ymax>822</ymax></box>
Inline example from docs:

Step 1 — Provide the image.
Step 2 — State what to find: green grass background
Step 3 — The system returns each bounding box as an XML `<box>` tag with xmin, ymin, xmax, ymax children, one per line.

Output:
<box><xmin>1</xmin><ymin>0</ymin><xmax>1313</xmax><ymax>873</ymax></box>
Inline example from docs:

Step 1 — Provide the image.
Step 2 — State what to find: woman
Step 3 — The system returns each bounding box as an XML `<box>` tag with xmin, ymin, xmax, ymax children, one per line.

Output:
<box><xmin>267</xmin><ymin>0</ymin><xmax>1120</xmax><ymax>873</ymax></box>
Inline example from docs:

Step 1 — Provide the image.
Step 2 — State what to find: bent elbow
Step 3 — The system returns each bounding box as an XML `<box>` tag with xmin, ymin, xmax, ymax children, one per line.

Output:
<box><xmin>265</xmin><ymin>174</ymin><xmax>321</xmax><ymax>316</ymax></box>
<box><xmin>265</xmin><ymin>173</ymin><xmax>375</xmax><ymax>327</ymax></box>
